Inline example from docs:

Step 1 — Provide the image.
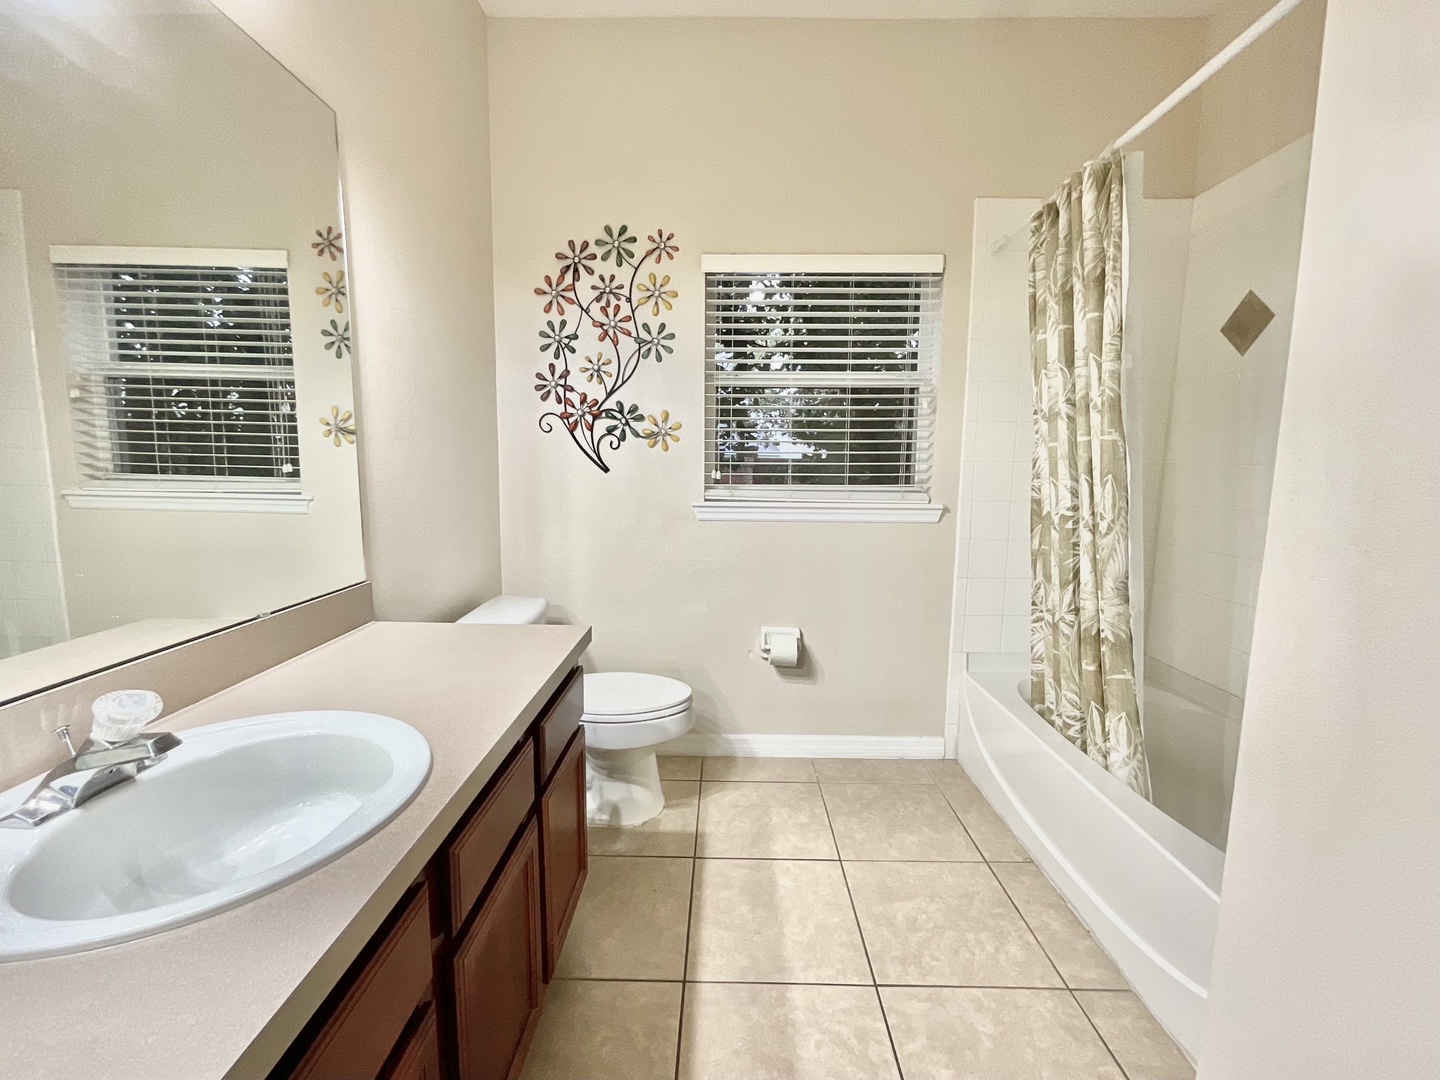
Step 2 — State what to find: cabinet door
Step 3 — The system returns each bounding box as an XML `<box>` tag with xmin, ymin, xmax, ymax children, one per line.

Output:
<box><xmin>452</xmin><ymin>819</ymin><xmax>544</xmax><ymax>1080</ymax></box>
<box><xmin>540</xmin><ymin>727</ymin><xmax>587</xmax><ymax>981</ymax></box>
<box><xmin>379</xmin><ymin>1002</ymin><xmax>442</xmax><ymax>1080</ymax></box>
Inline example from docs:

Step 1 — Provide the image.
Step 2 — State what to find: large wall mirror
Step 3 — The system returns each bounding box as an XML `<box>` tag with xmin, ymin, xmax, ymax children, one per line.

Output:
<box><xmin>0</xmin><ymin>0</ymin><xmax>365</xmax><ymax>704</ymax></box>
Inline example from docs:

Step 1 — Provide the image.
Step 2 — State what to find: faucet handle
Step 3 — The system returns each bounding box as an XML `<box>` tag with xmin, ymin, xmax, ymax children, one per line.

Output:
<box><xmin>91</xmin><ymin>690</ymin><xmax>164</xmax><ymax>745</ymax></box>
<box><xmin>55</xmin><ymin>726</ymin><xmax>77</xmax><ymax>756</ymax></box>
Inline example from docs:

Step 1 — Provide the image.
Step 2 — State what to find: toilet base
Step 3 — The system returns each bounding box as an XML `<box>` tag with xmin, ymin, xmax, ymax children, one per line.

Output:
<box><xmin>585</xmin><ymin>745</ymin><xmax>665</xmax><ymax>827</ymax></box>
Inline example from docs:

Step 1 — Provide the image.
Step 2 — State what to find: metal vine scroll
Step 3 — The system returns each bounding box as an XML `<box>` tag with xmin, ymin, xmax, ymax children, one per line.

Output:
<box><xmin>534</xmin><ymin>225</ymin><xmax>681</xmax><ymax>473</ymax></box>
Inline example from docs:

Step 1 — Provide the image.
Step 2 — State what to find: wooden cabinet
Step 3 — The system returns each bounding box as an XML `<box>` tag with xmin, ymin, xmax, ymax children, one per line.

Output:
<box><xmin>453</xmin><ymin>820</ymin><xmax>545</xmax><ymax>1080</ymax></box>
<box><xmin>380</xmin><ymin>1002</ymin><xmax>442</xmax><ymax>1080</ymax></box>
<box><xmin>276</xmin><ymin>665</ymin><xmax>585</xmax><ymax>1080</ymax></box>
<box><xmin>540</xmin><ymin>727</ymin><xmax>587</xmax><ymax>981</ymax></box>
<box><xmin>287</xmin><ymin>887</ymin><xmax>434</xmax><ymax>1080</ymax></box>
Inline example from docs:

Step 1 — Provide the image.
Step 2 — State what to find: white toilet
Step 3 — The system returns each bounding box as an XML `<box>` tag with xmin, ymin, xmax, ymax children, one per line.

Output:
<box><xmin>456</xmin><ymin>596</ymin><xmax>693</xmax><ymax>827</ymax></box>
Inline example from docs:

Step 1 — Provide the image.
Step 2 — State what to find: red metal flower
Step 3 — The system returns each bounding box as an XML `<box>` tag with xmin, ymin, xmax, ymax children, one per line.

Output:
<box><xmin>534</xmin><ymin>268</ymin><xmax>577</xmax><ymax>315</ymax></box>
<box><xmin>556</xmin><ymin>238</ymin><xmax>598</xmax><ymax>277</ymax></box>
<box><xmin>591</xmin><ymin>272</ymin><xmax>625</xmax><ymax>305</ymax></box>
<box><xmin>646</xmin><ymin>229</ymin><xmax>679</xmax><ymax>264</ymax></box>
<box><xmin>534</xmin><ymin>362</ymin><xmax>569</xmax><ymax>403</ymax></box>
<box><xmin>559</xmin><ymin>392</ymin><xmax>600</xmax><ymax>432</ymax></box>
<box><xmin>592</xmin><ymin>302</ymin><xmax>633</xmax><ymax>346</ymax></box>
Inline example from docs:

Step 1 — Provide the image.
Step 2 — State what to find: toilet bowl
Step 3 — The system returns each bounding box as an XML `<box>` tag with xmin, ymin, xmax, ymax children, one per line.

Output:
<box><xmin>455</xmin><ymin>596</ymin><xmax>692</xmax><ymax>827</ymax></box>
<box><xmin>582</xmin><ymin>672</ymin><xmax>693</xmax><ymax>827</ymax></box>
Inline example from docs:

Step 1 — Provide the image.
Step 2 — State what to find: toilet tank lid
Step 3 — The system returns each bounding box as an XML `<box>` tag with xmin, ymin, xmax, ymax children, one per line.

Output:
<box><xmin>456</xmin><ymin>595</ymin><xmax>549</xmax><ymax>625</ymax></box>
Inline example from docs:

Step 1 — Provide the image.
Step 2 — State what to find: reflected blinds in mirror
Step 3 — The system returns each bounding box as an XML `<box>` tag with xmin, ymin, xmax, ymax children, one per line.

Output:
<box><xmin>52</xmin><ymin>248</ymin><xmax>301</xmax><ymax>488</ymax></box>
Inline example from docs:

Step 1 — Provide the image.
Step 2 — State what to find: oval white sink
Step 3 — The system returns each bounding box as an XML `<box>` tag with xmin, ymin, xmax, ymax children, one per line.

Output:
<box><xmin>0</xmin><ymin>711</ymin><xmax>430</xmax><ymax>961</ymax></box>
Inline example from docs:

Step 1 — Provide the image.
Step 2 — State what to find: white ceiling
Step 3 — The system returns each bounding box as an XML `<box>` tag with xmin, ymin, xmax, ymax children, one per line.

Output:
<box><xmin>480</xmin><ymin>0</ymin><xmax>1220</xmax><ymax>18</ymax></box>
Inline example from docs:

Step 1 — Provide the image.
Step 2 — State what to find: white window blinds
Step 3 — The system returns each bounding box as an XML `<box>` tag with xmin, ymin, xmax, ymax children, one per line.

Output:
<box><xmin>703</xmin><ymin>255</ymin><xmax>943</xmax><ymax>503</ymax></box>
<box><xmin>51</xmin><ymin>248</ymin><xmax>301</xmax><ymax>490</ymax></box>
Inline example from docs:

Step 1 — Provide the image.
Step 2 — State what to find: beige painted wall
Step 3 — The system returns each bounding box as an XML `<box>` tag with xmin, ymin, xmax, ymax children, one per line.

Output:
<box><xmin>1199</xmin><ymin>0</ymin><xmax>1440</xmax><ymax>1073</ymax></box>
<box><xmin>489</xmin><ymin>18</ymin><xmax>1204</xmax><ymax>738</ymax></box>
<box><xmin>1192</xmin><ymin>0</ymin><xmax>1324</xmax><ymax>193</ymax></box>
<box><xmin>212</xmin><ymin>0</ymin><xmax>503</xmax><ymax>622</ymax></box>
<box><xmin>0</xmin><ymin>13</ymin><xmax>365</xmax><ymax>638</ymax></box>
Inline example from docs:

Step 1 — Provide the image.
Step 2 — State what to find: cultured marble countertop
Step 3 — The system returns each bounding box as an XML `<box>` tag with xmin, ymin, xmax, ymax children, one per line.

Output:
<box><xmin>0</xmin><ymin>620</ymin><xmax>591</xmax><ymax>1080</ymax></box>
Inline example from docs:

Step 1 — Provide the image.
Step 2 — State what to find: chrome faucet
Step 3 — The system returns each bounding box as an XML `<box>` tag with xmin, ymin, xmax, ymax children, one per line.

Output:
<box><xmin>0</xmin><ymin>691</ymin><xmax>181</xmax><ymax>829</ymax></box>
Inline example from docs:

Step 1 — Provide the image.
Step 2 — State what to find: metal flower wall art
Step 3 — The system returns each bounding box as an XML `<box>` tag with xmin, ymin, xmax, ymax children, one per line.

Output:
<box><xmin>534</xmin><ymin>225</ymin><xmax>680</xmax><ymax>473</ymax></box>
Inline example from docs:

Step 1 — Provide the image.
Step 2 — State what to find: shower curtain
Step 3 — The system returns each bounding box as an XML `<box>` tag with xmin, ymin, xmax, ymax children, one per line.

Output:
<box><xmin>1028</xmin><ymin>155</ymin><xmax>1150</xmax><ymax>798</ymax></box>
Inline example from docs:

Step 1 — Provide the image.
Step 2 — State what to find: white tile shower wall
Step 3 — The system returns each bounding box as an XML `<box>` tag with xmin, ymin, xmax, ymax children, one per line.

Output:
<box><xmin>945</xmin><ymin>200</ymin><xmax>1039</xmax><ymax>755</ymax></box>
<box><xmin>0</xmin><ymin>191</ymin><xmax>67</xmax><ymax>658</ymax></box>
<box><xmin>1145</xmin><ymin>136</ymin><xmax>1311</xmax><ymax>700</ymax></box>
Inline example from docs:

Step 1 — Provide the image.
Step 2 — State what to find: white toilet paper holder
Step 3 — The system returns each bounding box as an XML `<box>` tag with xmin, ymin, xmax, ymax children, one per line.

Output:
<box><xmin>758</xmin><ymin>626</ymin><xmax>802</xmax><ymax>666</ymax></box>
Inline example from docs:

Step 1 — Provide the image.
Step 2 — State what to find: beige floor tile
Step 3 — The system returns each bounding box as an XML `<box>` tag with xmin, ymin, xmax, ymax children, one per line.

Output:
<box><xmin>992</xmin><ymin>863</ymin><xmax>1127</xmax><ymax>989</ymax></box>
<box><xmin>1075</xmin><ymin>991</ymin><xmax>1195</xmax><ymax>1080</ymax></box>
<box><xmin>679</xmin><ymin>983</ymin><xmax>899</xmax><ymax>1080</ymax></box>
<box><xmin>939</xmin><ymin>777</ymin><xmax>1031</xmax><ymax>861</ymax></box>
<box><xmin>589</xmin><ymin>780</ymin><xmax>698</xmax><ymax>857</ymax></box>
<box><xmin>881</xmin><ymin>986</ymin><xmax>1123</xmax><ymax>1080</ymax></box>
<box><xmin>702</xmin><ymin>756</ymin><xmax>817</xmax><ymax>782</ymax></box>
<box><xmin>521</xmin><ymin>979</ymin><xmax>682</xmax><ymax>1080</ymax></box>
<box><xmin>659</xmin><ymin>754</ymin><xmax>703</xmax><ymax>780</ymax></box>
<box><xmin>922</xmin><ymin>758</ymin><xmax>971</xmax><ymax>783</ymax></box>
<box><xmin>687</xmin><ymin>859</ymin><xmax>872</xmax><ymax>983</ymax></box>
<box><xmin>846</xmin><ymin>862</ymin><xmax>1061</xmax><ymax>987</ymax></box>
<box><xmin>822</xmin><ymin>783</ymin><xmax>982</xmax><ymax>861</ymax></box>
<box><xmin>696</xmin><ymin>781</ymin><xmax>837</xmax><ymax>859</ymax></box>
<box><xmin>813</xmin><ymin>758</ymin><xmax>937</xmax><ymax>784</ymax></box>
<box><xmin>554</xmin><ymin>856</ymin><xmax>692</xmax><ymax>980</ymax></box>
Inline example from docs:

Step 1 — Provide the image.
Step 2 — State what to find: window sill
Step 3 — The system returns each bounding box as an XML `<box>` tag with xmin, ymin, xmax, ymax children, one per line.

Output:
<box><xmin>692</xmin><ymin>499</ymin><xmax>945</xmax><ymax>523</ymax></box>
<box><xmin>61</xmin><ymin>488</ymin><xmax>313</xmax><ymax>514</ymax></box>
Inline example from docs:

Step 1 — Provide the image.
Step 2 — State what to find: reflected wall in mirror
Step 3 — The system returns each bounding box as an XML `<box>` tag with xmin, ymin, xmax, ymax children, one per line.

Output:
<box><xmin>0</xmin><ymin>0</ymin><xmax>365</xmax><ymax>703</ymax></box>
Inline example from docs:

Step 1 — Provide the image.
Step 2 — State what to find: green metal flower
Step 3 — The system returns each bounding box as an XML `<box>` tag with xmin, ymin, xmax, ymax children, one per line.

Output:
<box><xmin>638</xmin><ymin>321</ymin><xmax>676</xmax><ymax>361</ymax></box>
<box><xmin>538</xmin><ymin>318</ymin><xmax>579</xmax><ymax>359</ymax></box>
<box><xmin>321</xmin><ymin>319</ymin><xmax>351</xmax><ymax>358</ymax></box>
<box><xmin>595</xmin><ymin>224</ymin><xmax>637</xmax><ymax>266</ymax></box>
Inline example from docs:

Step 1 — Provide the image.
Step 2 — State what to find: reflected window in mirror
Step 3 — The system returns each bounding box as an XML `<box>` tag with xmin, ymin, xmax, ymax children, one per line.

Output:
<box><xmin>54</xmin><ymin>249</ymin><xmax>302</xmax><ymax>500</ymax></box>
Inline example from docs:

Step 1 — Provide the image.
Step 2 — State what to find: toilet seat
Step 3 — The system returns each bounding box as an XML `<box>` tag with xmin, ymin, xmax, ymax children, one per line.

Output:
<box><xmin>580</xmin><ymin>671</ymin><xmax>694</xmax><ymax>758</ymax></box>
<box><xmin>582</xmin><ymin>672</ymin><xmax>691</xmax><ymax>724</ymax></box>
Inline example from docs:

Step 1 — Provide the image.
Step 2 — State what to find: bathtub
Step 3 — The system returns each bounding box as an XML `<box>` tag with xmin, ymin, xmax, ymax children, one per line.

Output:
<box><xmin>960</xmin><ymin>663</ymin><xmax>1224</xmax><ymax>1060</ymax></box>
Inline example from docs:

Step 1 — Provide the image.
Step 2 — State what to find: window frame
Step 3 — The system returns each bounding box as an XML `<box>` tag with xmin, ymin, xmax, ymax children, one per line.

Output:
<box><xmin>50</xmin><ymin>245</ymin><xmax>311</xmax><ymax>514</ymax></box>
<box><xmin>696</xmin><ymin>253</ymin><xmax>945</xmax><ymax>523</ymax></box>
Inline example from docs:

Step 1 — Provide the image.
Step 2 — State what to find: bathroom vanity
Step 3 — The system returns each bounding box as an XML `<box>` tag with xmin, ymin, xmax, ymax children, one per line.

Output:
<box><xmin>0</xmin><ymin>621</ymin><xmax>591</xmax><ymax>1080</ymax></box>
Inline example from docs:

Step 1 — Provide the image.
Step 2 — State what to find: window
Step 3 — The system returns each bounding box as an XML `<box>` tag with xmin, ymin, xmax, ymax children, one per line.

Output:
<box><xmin>699</xmin><ymin>254</ymin><xmax>944</xmax><ymax>522</ymax></box>
<box><xmin>51</xmin><ymin>246</ymin><xmax>306</xmax><ymax>512</ymax></box>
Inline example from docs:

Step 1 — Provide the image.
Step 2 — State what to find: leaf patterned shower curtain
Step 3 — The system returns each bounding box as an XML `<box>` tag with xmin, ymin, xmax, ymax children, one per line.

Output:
<box><xmin>1028</xmin><ymin>155</ymin><xmax>1150</xmax><ymax>798</ymax></box>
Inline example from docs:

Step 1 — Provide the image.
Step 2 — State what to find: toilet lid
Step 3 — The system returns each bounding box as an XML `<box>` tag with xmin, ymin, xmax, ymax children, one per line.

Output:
<box><xmin>583</xmin><ymin>672</ymin><xmax>692</xmax><ymax>722</ymax></box>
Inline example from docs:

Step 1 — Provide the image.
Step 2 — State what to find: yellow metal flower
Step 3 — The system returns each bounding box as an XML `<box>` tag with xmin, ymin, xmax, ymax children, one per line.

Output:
<box><xmin>640</xmin><ymin>410</ymin><xmax>681</xmax><ymax>451</ymax></box>
<box><xmin>578</xmin><ymin>354</ymin><xmax>614</xmax><ymax>384</ymax></box>
<box><xmin>317</xmin><ymin>270</ymin><xmax>347</xmax><ymax>313</ymax></box>
<box><xmin>636</xmin><ymin>272</ymin><xmax>677</xmax><ymax>317</ymax></box>
<box><xmin>320</xmin><ymin>405</ymin><xmax>356</xmax><ymax>446</ymax></box>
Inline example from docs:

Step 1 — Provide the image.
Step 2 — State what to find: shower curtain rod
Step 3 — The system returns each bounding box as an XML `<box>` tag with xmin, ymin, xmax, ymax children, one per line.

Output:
<box><xmin>988</xmin><ymin>0</ymin><xmax>1307</xmax><ymax>255</ymax></box>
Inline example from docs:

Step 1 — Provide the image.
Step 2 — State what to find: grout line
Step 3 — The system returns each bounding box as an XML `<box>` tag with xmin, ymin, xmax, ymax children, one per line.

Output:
<box><xmin>985</xmin><ymin>863</ymin><xmax>1070</xmax><ymax>990</ymax></box>
<box><xmin>557</xmin><ymin>975</ymin><xmax>1116</xmax><ymax>991</ymax></box>
<box><xmin>1071</xmin><ymin>988</ymin><xmax>1133</xmax><ymax>1080</ymax></box>
<box><xmin>672</xmin><ymin>858</ymin><xmax>699</xmax><ymax>1080</ymax></box>
<box><xmin>818</xmin><ymin>783</ymin><xmax>906</xmax><ymax>1080</ymax></box>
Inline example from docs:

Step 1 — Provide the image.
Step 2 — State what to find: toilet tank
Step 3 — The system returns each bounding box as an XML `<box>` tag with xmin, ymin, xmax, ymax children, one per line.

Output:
<box><xmin>455</xmin><ymin>595</ymin><xmax>549</xmax><ymax>625</ymax></box>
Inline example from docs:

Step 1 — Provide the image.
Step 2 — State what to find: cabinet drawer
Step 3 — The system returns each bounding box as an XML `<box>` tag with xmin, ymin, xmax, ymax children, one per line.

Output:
<box><xmin>536</xmin><ymin>666</ymin><xmax>583</xmax><ymax>785</ymax></box>
<box><xmin>289</xmin><ymin>886</ymin><xmax>433</xmax><ymax>1080</ymax></box>
<box><xmin>449</xmin><ymin>741</ymin><xmax>536</xmax><ymax>935</ymax></box>
<box><xmin>379</xmin><ymin>1001</ymin><xmax>442</xmax><ymax>1080</ymax></box>
<box><xmin>541</xmin><ymin>727</ymin><xmax>588</xmax><ymax>981</ymax></box>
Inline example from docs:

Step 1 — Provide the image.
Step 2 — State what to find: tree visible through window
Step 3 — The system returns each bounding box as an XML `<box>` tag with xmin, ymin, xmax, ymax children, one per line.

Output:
<box><xmin>704</xmin><ymin>266</ymin><xmax>941</xmax><ymax>500</ymax></box>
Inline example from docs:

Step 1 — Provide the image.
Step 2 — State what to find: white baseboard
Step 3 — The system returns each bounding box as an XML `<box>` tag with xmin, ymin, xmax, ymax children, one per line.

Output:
<box><xmin>661</xmin><ymin>733</ymin><xmax>945</xmax><ymax>759</ymax></box>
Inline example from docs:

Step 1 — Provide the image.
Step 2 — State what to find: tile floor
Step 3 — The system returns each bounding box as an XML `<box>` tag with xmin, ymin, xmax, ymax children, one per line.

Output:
<box><xmin>522</xmin><ymin>757</ymin><xmax>1195</xmax><ymax>1080</ymax></box>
